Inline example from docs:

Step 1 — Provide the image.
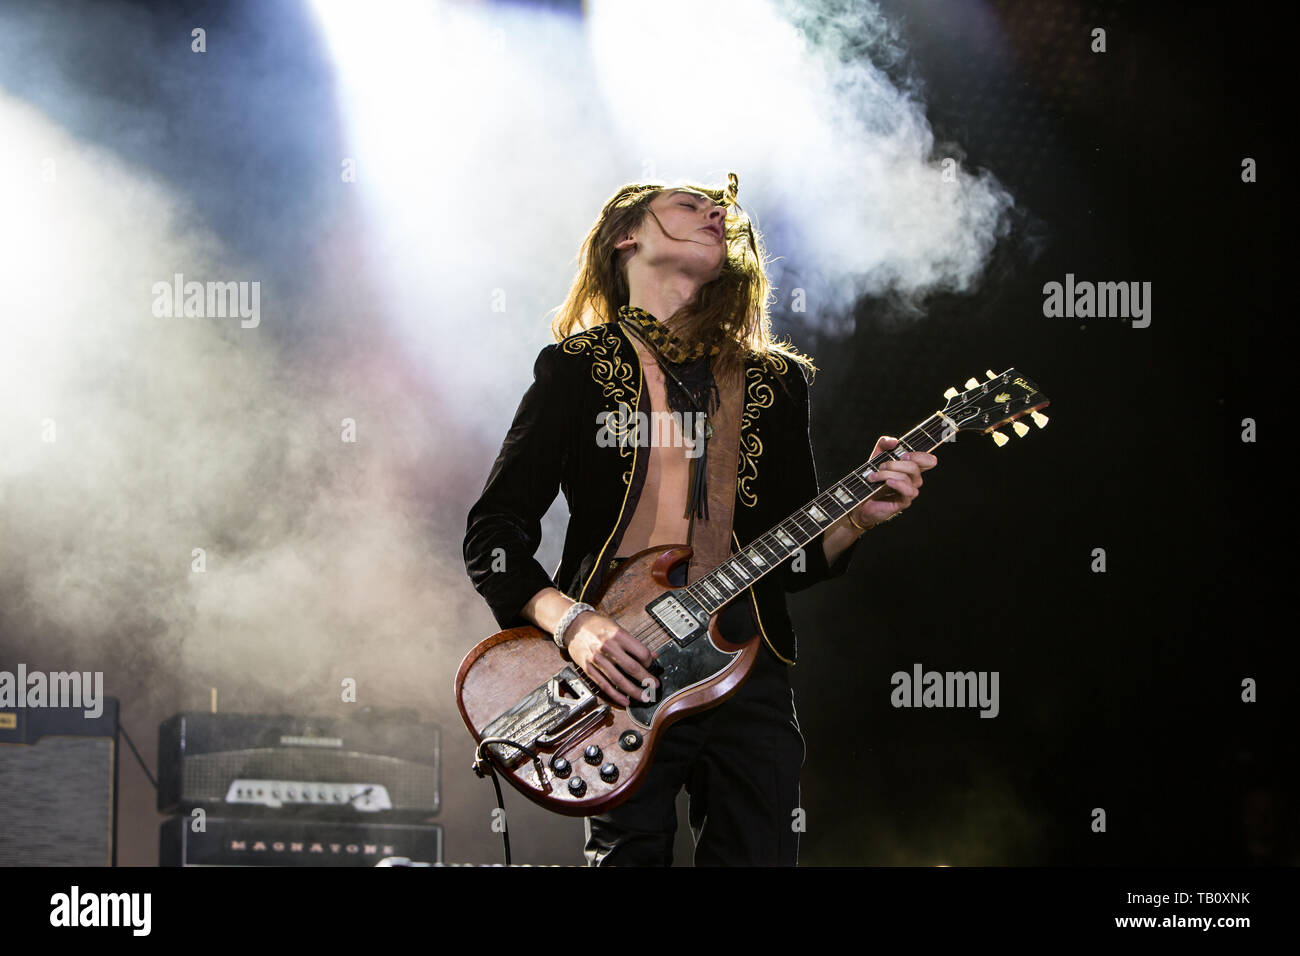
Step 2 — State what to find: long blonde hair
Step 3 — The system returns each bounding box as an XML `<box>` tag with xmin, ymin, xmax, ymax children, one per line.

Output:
<box><xmin>548</xmin><ymin>173</ymin><xmax>815</xmax><ymax>392</ymax></box>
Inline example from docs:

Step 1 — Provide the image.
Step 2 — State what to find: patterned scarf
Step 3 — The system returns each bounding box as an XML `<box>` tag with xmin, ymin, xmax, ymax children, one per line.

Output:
<box><xmin>617</xmin><ymin>304</ymin><xmax>720</xmax><ymax>520</ymax></box>
<box><xmin>617</xmin><ymin>304</ymin><xmax>720</xmax><ymax>362</ymax></box>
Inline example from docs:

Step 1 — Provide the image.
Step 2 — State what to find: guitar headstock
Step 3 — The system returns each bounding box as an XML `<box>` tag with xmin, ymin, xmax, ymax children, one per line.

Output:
<box><xmin>941</xmin><ymin>369</ymin><xmax>1050</xmax><ymax>446</ymax></box>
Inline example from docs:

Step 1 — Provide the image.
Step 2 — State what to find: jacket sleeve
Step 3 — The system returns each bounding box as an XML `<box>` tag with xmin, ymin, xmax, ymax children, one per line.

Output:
<box><xmin>463</xmin><ymin>343</ymin><xmax>570</xmax><ymax>629</ymax></box>
<box><xmin>779</xmin><ymin>362</ymin><xmax>860</xmax><ymax>593</ymax></box>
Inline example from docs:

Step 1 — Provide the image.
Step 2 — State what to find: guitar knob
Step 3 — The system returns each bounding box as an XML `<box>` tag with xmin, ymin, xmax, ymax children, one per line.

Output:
<box><xmin>1012</xmin><ymin>421</ymin><xmax>1029</xmax><ymax>438</ymax></box>
<box><xmin>550</xmin><ymin>756</ymin><xmax>571</xmax><ymax>778</ymax></box>
<box><xmin>567</xmin><ymin>777</ymin><xmax>587</xmax><ymax>797</ymax></box>
<box><xmin>992</xmin><ymin>430</ymin><xmax>1009</xmax><ymax>447</ymax></box>
<box><xmin>942</xmin><ymin>387</ymin><xmax>959</xmax><ymax>400</ymax></box>
<box><xmin>985</xmin><ymin>369</ymin><xmax>997</xmax><ymax>379</ymax></box>
<box><xmin>1031</xmin><ymin>410</ymin><xmax>1049</xmax><ymax>428</ymax></box>
<box><xmin>600</xmin><ymin>763</ymin><xmax>619</xmax><ymax>783</ymax></box>
<box><xmin>618</xmin><ymin>730</ymin><xmax>642</xmax><ymax>751</ymax></box>
<box><xmin>584</xmin><ymin>744</ymin><xmax>603</xmax><ymax>765</ymax></box>
<box><xmin>964</xmin><ymin>377</ymin><xmax>980</xmax><ymax>390</ymax></box>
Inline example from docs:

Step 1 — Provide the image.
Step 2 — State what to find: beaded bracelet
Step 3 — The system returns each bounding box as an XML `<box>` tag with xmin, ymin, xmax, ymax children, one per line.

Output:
<box><xmin>553</xmin><ymin>601</ymin><xmax>595</xmax><ymax>650</ymax></box>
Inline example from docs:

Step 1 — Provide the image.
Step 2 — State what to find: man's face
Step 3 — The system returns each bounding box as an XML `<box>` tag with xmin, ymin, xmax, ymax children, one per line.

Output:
<box><xmin>618</xmin><ymin>188</ymin><xmax>728</xmax><ymax>280</ymax></box>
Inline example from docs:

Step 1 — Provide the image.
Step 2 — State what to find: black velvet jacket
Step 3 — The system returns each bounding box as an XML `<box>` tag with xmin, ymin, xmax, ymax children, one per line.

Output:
<box><xmin>463</xmin><ymin>321</ymin><xmax>859</xmax><ymax>665</ymax></box>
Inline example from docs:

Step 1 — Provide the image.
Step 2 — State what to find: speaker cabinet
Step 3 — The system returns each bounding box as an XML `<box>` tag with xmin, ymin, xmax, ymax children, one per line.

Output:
<box><xmin>0</xmin><ymin>698</ymin><xmax>120</xmax><ymax>866</ymax></box>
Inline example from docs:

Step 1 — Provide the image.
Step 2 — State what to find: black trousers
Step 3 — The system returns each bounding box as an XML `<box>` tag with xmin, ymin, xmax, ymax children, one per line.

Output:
<box><xmin>583</xmin><ymin>564</ymin><xmax>806</xmax><ymax>866</ymax></box>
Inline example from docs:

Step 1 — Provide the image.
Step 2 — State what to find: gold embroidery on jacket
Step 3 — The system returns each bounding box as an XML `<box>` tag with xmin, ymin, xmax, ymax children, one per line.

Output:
<box><xmin>575</xmin><ymin>326</ymin><xmax>645</xmax><ymax>602</ymax></box>
<box><xmin>737</xmin><ymin>352</ymin><xmax>786</xmax><ymax>507</ymax></box>
<box><xmin>562</xmin><ymin>325</ymin><xmax>639</xmax><ymax>484</ymax></box>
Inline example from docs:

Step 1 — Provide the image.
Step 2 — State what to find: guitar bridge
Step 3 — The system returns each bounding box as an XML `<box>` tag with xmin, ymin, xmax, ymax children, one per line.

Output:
<box><xmin>536</xmin><ymin>704</ymin><xmax>610</xmax><ymax>752</ymax></box>
<box><xmin>479</xmin><ymin>666</ymin><xmax>600</xmax><ymax>768</ymax></box>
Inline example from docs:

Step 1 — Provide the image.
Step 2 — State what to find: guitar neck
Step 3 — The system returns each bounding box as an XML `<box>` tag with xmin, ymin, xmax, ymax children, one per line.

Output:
<box><xmin>683</xmin><ymin>411</ymin><xmax>953</xmax><ymax>614</ymax></box>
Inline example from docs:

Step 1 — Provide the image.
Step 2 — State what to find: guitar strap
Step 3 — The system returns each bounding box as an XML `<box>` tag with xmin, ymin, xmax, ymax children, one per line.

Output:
<box><xmin>684</xmin><ymin>368</ymin><xmax>744</xmax><ymax>585</ymax></box>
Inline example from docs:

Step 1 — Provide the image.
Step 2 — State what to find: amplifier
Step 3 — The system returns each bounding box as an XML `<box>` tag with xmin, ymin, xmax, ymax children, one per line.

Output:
<box><xmin>0</xmin><ymin>698</ymin><xmax>119</xmax><ymax>866</ymax></box>
<box><xmin>158</xmin><ymin>709</ymin><xmax>440</xmax><ymax>820</ymax></box>
<box><xmin>160</xmin><ymin>815</ymin><xmax>443</xmax><ymax>866</ymax></box>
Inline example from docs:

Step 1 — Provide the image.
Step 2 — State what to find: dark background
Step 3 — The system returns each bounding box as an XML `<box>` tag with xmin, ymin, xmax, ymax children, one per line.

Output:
<box><xmin>789</xmin><ymin>0</ymin><xmax>1286</xmax><ymax>864</ymax></box>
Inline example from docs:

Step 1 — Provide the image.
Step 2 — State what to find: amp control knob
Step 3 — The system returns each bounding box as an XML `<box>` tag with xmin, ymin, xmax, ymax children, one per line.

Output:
<box><xmin>550</xmin><ymin>756</ymin><xmax>571</xmax><ymax>778</ymax></box>
<box><xmin>600</xmin><ymin>763</ymin><xmax>619</xmax><ymax>783</ymax></box>
<box><xmin>567</xmin><ymin>777</ymin><xmax>587</xmax><ymax>797</ymax></box>
<box><xmin>583</xmin><ymin>744</ymin><xmax>603</xmax><ymax>765</ymax></box>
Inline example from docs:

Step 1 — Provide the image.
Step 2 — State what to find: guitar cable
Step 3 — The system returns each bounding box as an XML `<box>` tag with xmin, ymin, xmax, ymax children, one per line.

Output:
<box><xmin>473</xmin><ymin>737</ymin><xmax>547</xmax><ymax>866</ymax></box>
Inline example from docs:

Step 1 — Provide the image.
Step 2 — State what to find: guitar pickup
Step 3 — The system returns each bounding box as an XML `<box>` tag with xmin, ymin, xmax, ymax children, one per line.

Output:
<box><xmin>646</xmin><ymin>593</ymin><xmax>707</xmax><ymax>647</ymax></box>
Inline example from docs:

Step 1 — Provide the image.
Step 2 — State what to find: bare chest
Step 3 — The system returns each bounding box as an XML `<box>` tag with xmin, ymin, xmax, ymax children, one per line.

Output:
<box><xmin>616</xmin><ymin>338</ymin><xmax>696</xmax><ymax>554</ymax></box>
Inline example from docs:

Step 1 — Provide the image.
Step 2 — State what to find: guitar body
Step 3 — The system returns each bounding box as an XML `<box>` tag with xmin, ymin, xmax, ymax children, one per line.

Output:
<box><xmin>455</xmin><ymin>544</ymin><xmax>760</xmax><ymax>817</ymax></box>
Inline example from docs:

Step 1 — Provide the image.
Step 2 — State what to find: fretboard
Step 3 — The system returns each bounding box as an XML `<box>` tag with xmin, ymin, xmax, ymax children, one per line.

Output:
<box><xmin>683</xmin><ymin>412</ymin><xmax>953</xmax><ymax>612</ymax></box>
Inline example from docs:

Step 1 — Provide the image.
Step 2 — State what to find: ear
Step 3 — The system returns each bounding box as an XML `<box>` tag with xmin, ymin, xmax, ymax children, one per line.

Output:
<box><xmin>613</xmin><ymin>234</ymin><xmax>636</xmax><ymax>253</ymax></box>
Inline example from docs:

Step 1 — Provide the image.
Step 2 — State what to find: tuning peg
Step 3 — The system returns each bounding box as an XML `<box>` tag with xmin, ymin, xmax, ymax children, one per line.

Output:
<box><xmin>991</xmin><ymin>430</ymin><xmax>1009</xmax><ymax>447</ymax></box>
<box><xmin>1031</xmin><ymin>410</ymin><xmax>1049</xmax><ymax>428</ymax></box>
<box><xmin>943</xmin><ymin>387</ymin><xmax>959</xmax><ymax>400</ymax></box>
<box><xmin>1012</xmin><ymin>421</ymin><xmax>1030</xmax><ymax>438</ymax></box>
<box><xmin>964</xmin><ymin>377</ymin><xmax>980</xmax><ymax>390</ymax></box>
<box><xmin>985</xmin><ymin>369</ymin><xmax>998</xmax><ymax>379</ymax></box>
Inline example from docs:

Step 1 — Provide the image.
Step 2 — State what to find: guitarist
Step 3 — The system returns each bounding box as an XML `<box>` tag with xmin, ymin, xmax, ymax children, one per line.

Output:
<box><xmin>463</xmin><ymin>175</ymin><xmax>937</xmax><ymax>865</ymax></box>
